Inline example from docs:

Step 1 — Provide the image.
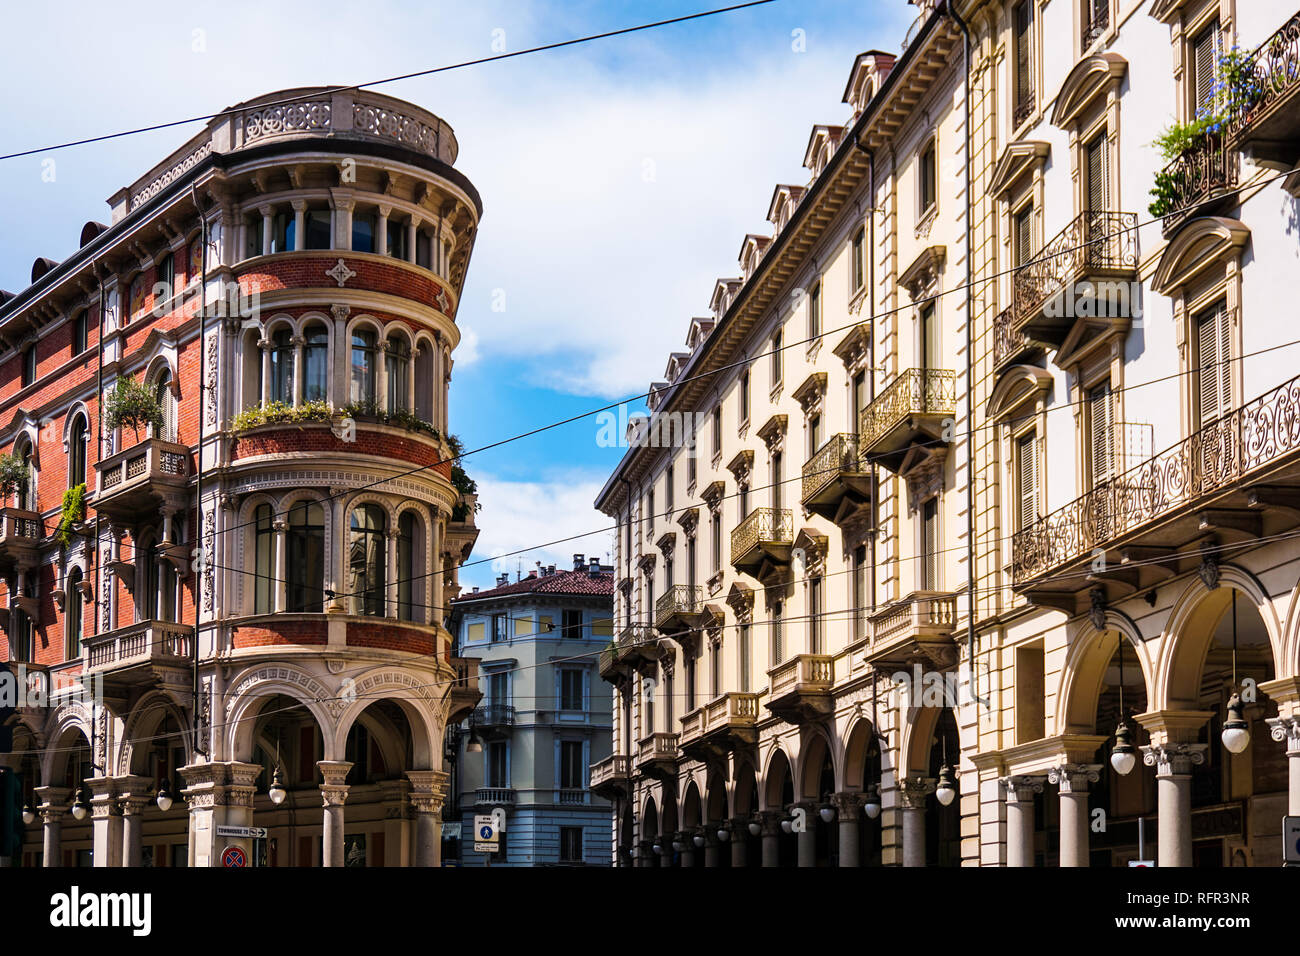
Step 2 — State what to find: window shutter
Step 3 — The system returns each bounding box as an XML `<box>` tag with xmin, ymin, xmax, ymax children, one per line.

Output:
<box><xmin>1194</xmin><ymin>22</ymin><xmax>1220</xmax><ymax>115</ymax></box>
<box><xmin>1086</xmin><ymin>135</ymin><xmax>1108</xmax><ymax>213</ymax></box>
<box><xmin>1015</xmin><ymin>205</ymin><xmax>1033</xmax><ymax>268</ymax></box>
<box><xmin>922</xmin><ymin>498</ymin><xmax>939</xmax><ymax>590</ymax></box>
<box><xmin>1198</xmin><ymin>304</ymin><xmax>1231</xmax><ymax>425</ymax></box>
<box><xmin>1014</xmin><ymin>2</ymin><xmax>1033</xmax><ymax>106</ymax></box>
<box><xmin>1089</xmin><ymin>382</ymin><xmax>1114</xmax><ymax>484</ymax></box>
<box><xmin>1017</xmin><ymin>433</ymin><xmax>1037</xmax><ymax>529</ymax></box>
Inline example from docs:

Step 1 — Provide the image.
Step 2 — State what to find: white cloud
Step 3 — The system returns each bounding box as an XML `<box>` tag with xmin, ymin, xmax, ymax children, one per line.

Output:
<box><xmin>461</xmin><ymin>471</ymin><xmax>613</xmax><ymax>591</ymax></box>
<box><xmin>455</xmin><ymin>325</ymin><xmax>481</xmax><ymax>366</ymax></box>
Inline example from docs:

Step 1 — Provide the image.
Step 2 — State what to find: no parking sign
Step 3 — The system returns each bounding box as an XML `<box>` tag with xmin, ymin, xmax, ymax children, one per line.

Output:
<box><xmin>1284</xmin><ymin>816</ymin><xmax>1300</xmax><ymax>864</ymax></box>
<box><xmin>222</xmin><ymin>845</ymin><xmax>247</xmax><ymax>868</ymax></box>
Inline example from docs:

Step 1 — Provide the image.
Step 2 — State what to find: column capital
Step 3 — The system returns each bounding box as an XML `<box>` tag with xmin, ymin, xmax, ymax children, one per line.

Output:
<box><xmin>898</xmin><ymin>776</ymin><xmax>936</xmax><ymax>808</ymax></box>
<box><xmin>1140</xmin><ymin>742</ymin><xmax>1207</xmax><ymax>777</ymax></box>
<box><xmin>1267</xmin><ymin>715</ymin><xmax>1300</xmax><ymax>753</ymax></box>
<box><xmin>757</xmin><ymin>809</ymin><xmax>784</xmax><ymax>837</ymax></box>
<box><xmin>115</xmin><ymin>775</ymin><xmax>154</xmax><ymax>815</ymax></box>
<box><xmin>1000</xmin><ymin>774</ymin><xmax>1046</xmax><ymax>802</ymax></box>
<box><xmin>831</xmin><ymin>791</ymin><xmax>865</xmax><ymax>815</ymax></box>
<box><xmin>290</xmin><ymin>199</ymin><xmax>308</xmax><ymax>212</ymax></box>
<box><xmin>318</xmin><ymin>760</ymin><xmax>353</xmax><ymax>807</ymax></box>
<box><xmin>35</xmin><ymin>785</ymin><xmax>71</xmax><ymax>811</ymax></box>
<box><xmin>1047</xmin><ymin>764</ymin><xmax>1102</xmax><ymax>793</ymax></box>
<box><xmin>86</xmin><ymin>778</ymin><xmax>120</xmax><ymax>820</ymax></box>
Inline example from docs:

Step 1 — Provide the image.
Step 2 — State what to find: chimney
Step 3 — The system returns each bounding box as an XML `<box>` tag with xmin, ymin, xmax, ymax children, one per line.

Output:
<box><xmin>496</xmin><ymin>573</ymin><xmax>509</xmax><ymax>587</ymax></box>
<box><xmin>573</xmin><ymin>553</ymin><xmax>585</xmax><ymax>571</ymax></box>
<box><xmin>589</xmin><ymin>557</ymin><xmax>600</xmax><ymax>577</ymax></box>
<box><xmin>472</xmin><ymin>587</ymin><xmax>479</xmax><ymax>594</ymax></box>
<box><xmin>528</xmin><ymin>570</ymin><xmax>537</xmax><ymax>579</ymax></box>
<box><xmin>547</xmin><ymin>564</ymin><xmax>556</xmax><ymax>576</ymax></box>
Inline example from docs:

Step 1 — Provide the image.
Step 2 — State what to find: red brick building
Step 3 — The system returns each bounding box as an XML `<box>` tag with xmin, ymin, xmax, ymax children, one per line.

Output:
<box><xmin>0</xmin><ymin>87</ymin><xmax>483</xmax><ymax>867</ymax></box>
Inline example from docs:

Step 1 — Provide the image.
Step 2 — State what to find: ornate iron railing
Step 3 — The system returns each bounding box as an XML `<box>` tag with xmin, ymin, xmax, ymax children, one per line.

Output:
<box><xmin>1081</xmin><ymin>0</ymin><xmax>1109</xmax><ymax>49</ymax></box>
<box><xmin>1012</xmin><ymin>367</ymin><xmax>1300</xmax><ymax>584</ymax></box>
<box><xmin>655</xmin><ymin>584</ymin><xmax>704</xmax><ymax>627</ymax></box>
<box><xmin>469</xmin><ymin>703</ymin><xmax>515</xmax><ymax>728</ymax></box>
<box><xmin>1012</xmin><ymin>211</ymin><xmax>1139</xmax><ymax>322</ymax></box>
<box><xmin>730</xmin><ymin>507</ymin><xmax>793</xmax><ymax>562</ymax></box>
<box><xmin>859</xmin><ymin>368</ymin><xmax>955</xmax><ymax>450</ymax></box>
<box><xmin>1013</xmin><ymin>93</ymin><xmax>1035</xmax><ymax>130</ymax></box>
<box><xmin>1158</xmin><ymin>130</ymin><xmax>1240</xmax><ymax>237</ymax></box>
<box><xmin>801</xmin><ymin>433</ymin><xmax>863</xmax><ymax>504</ymax></box>
<box><xmin>1237</xmin><ymin>11</ymin><xmax>1300</xmax><ymax>139</ymax></box>
<box><xmin>993</xmin><ymin>305</ymin><xmax>1029</xmax><ymax>370</ymax></box>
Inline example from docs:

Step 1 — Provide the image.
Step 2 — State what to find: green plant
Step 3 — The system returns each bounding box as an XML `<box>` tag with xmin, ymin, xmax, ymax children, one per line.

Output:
<box><xmin>1148</xmin><ymin>167</ymin><xmax>1185</xmax><ymax>218</ymax></box>
<box><xmin>231</xmin><ymin>399</ymin><xmax>333</xmax><ymax>433</ymax></box>
<box><xmin>56</xmin><ymin>483</ymin><xmax>87</xmax><ymax>546</ymax></box>
<box><xmin>340</xmin><ymin>402</ymin><xmax>441</xmax><ymax>439</ymax></box>
<box><xmin>104</xmin><ymin>377</ymin><xmax>163</xmax><ymax>442</ymax></box>
<box><xmin>0</xmin><ymin>453</ymin><xmax>30</xmax><ymax>501</ymax></box>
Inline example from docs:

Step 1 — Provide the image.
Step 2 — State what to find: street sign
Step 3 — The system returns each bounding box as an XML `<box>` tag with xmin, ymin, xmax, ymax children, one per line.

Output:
<box><xmin>216</xmin><ymin>825</ymin><xmax>268</xmax><ymax>839</ymax></box>
<box><xmin>1284</xmin><ymin>816</ymin><xmax>1300</xmax><ymax>863</ymax></box>
<box><xmin>221</xmin><ymin>846</ymin><xmax>247</xmax><ymax>868</ymax></box>
<box><xmin>473</xmin><ymin>814</ymin><xmax>497</xmax><ymax>846</ymax></box>
<box><xmin>473</xmin><ymin>842</ymin><xmax>498</xmax><ymax>853</ymax></box>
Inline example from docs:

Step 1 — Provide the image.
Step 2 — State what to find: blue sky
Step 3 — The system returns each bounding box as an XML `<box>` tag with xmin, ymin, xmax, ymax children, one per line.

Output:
<box><xmin>0</xmin><ymin>0</ymin><xmax>915</xmax><ymax>590</ymax></box>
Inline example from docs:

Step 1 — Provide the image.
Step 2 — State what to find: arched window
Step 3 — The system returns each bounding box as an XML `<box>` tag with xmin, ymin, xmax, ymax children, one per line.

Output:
<box><xmin>287</xmin><ymin>500</ymin><xmax>325</xmax><ymax>612</ymax></box>
<box><xmin>303</xmin><ymin>324</ymin><xmax>328</xmax><ymax>403</ymax></box>
<box><xmin>385</xmin><ymin>334</ymin><xmax>410</xmax><ymax>413</ymax></box>
<box><xmin>414</xmin><ymin>344</ymin><xmax>434</xmax><ymax>422</ymax></box>
<box><xmin>13</xmin><ymin>578</ymin><xmax>34</xmax><ymax>661</ymax></box>
<box><xmin>68</xmin><ymin>415</ymin><xmax>87</xmax><ymax>489</ymax></box>
<box><xmin>140</xmin><ymin>533</ymin><xmax>159</xmax><ymax>621</ymax></box>
<box><xmin>65</xmin><ymin>567</ymin><xmax>83</xmax><ymax>660</ymax></box>
<box><xmin>349</xmin><ymin>504</ymin><xmax>387</xmax><ymax>616</ymax></box>
<box><xmin>152</xmin><ymin>369</ymin><xmax>177</xmax><ymax>442</ymax></box>
<box><xmin>350</xmin><ymin>329</ymin><xmax>378</xmax><ymax>409</ymax></box>
<box><xmin>253</xmin><ymin>504</ymin><xmax>274</xmax><ymax>614</ymax></box>
<box><xmin>397</xmin><ymin>511</ymin><xmax>422</xmax><ymax>623</ymax></box>
<box><xmin>16</xmin><ymin>440</ymin><xmax>36</xmax><ymax>511</ymax></box>
<box><xmin>269</xmin><ymin>328</ymin><xmax>294</xmax><ymax>405</ymax></box>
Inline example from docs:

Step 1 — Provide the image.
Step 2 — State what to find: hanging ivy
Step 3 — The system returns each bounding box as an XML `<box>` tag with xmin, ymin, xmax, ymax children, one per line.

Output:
<box><xmin>56</xmin><ymin>482</ymin><xmax>87</xmax><ymax>546</ymax></box>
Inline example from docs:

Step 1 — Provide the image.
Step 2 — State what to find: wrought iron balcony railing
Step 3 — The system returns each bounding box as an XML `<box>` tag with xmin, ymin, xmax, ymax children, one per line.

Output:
<box><xmin>730</xmin><ymin>508</ymin><xmax>793</xmax><ymax>566</ymax></box>
<box><xmin>1232</xmin><ymin>11</ymin><xmax>1300</xmax><ymax>166</ymax></box>
<box><xmin>993</xmin><ymin>305</ymin><xmax>1031</xmax><ymax>371</ymax></box>
<box><xmin>654</xmin><ymin>584</ymin><xmax>705</xmax><ymax>630</ymax></box>
<box><xmin>1012</xmin><ymin>362</ymin><xmax>1300</xmax><ymax>585</ymax></box>
<box><xmin>858</xmin><ymin>368</ymin><xmax>955</xmax><ymax>453</ymax></box>
<box><xmin>1012</xmin><ymin>210</ymin><xmax>1139</xmax><ymax>326</ymax></box>
<box><xmin>1157</xmin><ymin>131</ymin><xmax>1240</xmax><ymax>237</ymax></box>
<box><xmin>801</xmin><ymin>432</ymin><xmax>862</xmax><ymax>503</ymax></box>
<box><xmin>469</xmin><ymin>703</ymin><xmax>516</xmax><ymax>728</ymax></box>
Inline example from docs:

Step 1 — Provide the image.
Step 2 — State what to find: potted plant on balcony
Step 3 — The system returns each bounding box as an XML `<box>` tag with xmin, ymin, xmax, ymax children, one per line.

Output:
<box><xmin>0</xmin><ymin>453</ymin><xmax>30</xmax><ymax>507</ymax></box>
<box><xmin>104</xmin><ymin>377</ymin><xmax>163</xmax><ymax>446</ymax></box>
<box><xmin>55</xmin><ymin>482</ymin><xmax>87</xmax><ymax>547</ymax></box>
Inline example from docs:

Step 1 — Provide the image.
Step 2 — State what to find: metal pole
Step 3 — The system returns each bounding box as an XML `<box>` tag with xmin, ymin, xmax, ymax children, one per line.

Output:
<box><xmin>190</xmin><ymin>182</ymin><xmax>207</xmax><ymax>758</ymax></box>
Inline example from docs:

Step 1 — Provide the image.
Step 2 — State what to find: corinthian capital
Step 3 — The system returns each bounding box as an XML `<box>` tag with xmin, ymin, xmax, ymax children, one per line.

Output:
<box><xmin>1268</xmin><ymin>715</ymin><xmax>1300</xmax><ymax>753</ymax></box>
<box><xmin>1047</xmin><ymin>764</ymin><xmax>1102</xmax><ymax>794</ymax></box>
<box><xmin>1140</xmin><ymin>742</ymin><xmax>1207</xmax><ymax>776</ymax></box>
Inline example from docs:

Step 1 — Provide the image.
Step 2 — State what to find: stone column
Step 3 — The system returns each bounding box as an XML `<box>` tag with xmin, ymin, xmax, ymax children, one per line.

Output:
<box><xmin>703</xmin><ymin>830</ymin><xmax>720</xmax><ymax>867</ymax></box>
<box><xmin>291</xmin><ymin>200</ymin><xmax>306</xmax><ymax>252</ymax></box>
<box><xmin>1001</xmin><ymin>775</ymin><xmax>1044</xmax><ymax>867</ymax></box>
<box><xmin>182</xmin><ymin>761</ymin><xmax>263</xmax><ymax>868</ymax></box>
<box><xmin>1267</xmin><ymin>715</ymin><xmax>1300</xmax><ymax>816</ymax></box>
<box><xmin>258</xmin><ymin>336</ymin><xmax>272</xmax><ymax>404</ymax></box>
<box><xmin>677</xmin><ymin>831</ymin><xmax>694</xmax><ymax>868</ymax></box>
<box><xmin>386</xmin><ymin>528</ymin><xmax>400</xmax><ymax>618</ymax></box>
<box><xmin>259</xmin><ymin>204</ymin><xmax>273</xmax><ymax>256</ymax></box>
<box><xmin>833</xmin><ymin>792</ymin><xmax>863</xmax><ymax>867</ymax></box>
<box><xmin>407</xmin><ymin>770</ymin><xmax>448</xmax><ymax>867</ymax></box>
<box><xmin>272</xmin><ymin>516</ymin><xmax>288</xmax><ymax>613</ymax></box>
<box><xmin>1141</xmin><ymin>743</ymin><xmax>1207</xmax><ymax>868</ymax></box>
<box><xmin>34</xmin><ymin>786</ymin><xmax>70</xmax><ymax>868</ymax></box>
<box><xmin>87</xmin><ymin>777</ymin><xmax>122</xmax><ymax>868</ymax></box>
<box><xmin>759</xmin><ymin>810</ymin><xmax>782</xmax><ymax>867</ymax></box>
<box><xmin>334</xmin><ymin>197</ymin><xmax>354</xmax><ymax>251</ymax></box>
<box><xmin>1049</xmin><ymin>764</ymin><xmax>1101</xmax><ymax>867</ymax></box>
<box><xmin>319</xmin><ymin>760</ymin><xmax>353</xmax><ymax>868</ymax></box>
<box><xmin>117</xmin><ymin>776</ymin><xmax>152</xmax><ymax>868</ymax></box>
<box><xmin>729</xmin><ymin>817</ymin><xmax>749</xmax><ymax>867</ymax></box>
<box><xmin>290</xmin><ymin>335</ymin><xmax>305</xmax><ymax>404</ymax></box>
<box><xmin>899</xmin><ymin>777</ymin><xmax>935</xmax><ymax>868</ymax></box>
<box><xmin>407</xmin><ymin>216</ymin><xmax>421</xmax><ymax>265</ymax></box>
<box><xmin>376</xmin><ymin>205</ymin><xmax>390</xmax><ymax>257</ymax></box>
<box><xmin>636</xmin><ymin>840</ymin><xmax>653</xmax><ymax>868</ymax></box>
<box><xmin>796</xmin><ymin>805</ymin><xmax>816</xmax><ymax>868</ymax></box>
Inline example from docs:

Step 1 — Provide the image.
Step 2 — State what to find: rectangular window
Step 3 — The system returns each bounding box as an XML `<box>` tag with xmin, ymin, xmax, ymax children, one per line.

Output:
<box><xmin>687</xmin><ymin>449</ymin><xmax>696</xmax><ymax>487</ymax></box>
<box><xmin>1088</xmin><ymin>381</ymin><xmax>1114</xmax><ymax>485</ymax></box>
<box><xmin>664</xmin><ymin>555</ymin><xmax>674</xmax><ymax>590</ymax></box>
<box><xmin>771</xmin><ymin>602</ymin><xmax>784</xmax><ymax>666</ymax></box>
<box><xmin>560</xmin><ymin>669</ymin><xmax>584</xmax><ymax>710</ymax></box>
<box><xmin>73</xmin><ymin>312</ymin><xmax>89</xmax><ymax>355</ymax></box>
<box><xmin>921</xmin><ymin>498</ymin><xmax>939</xmax><ymax>591</ymax></box>
<box><xmin>647</xmin><ymin>489</ymin><xmax>655</xmax><ymax>531</ymax></box>
<box><xmin>771</xmin><ymin>330</ymin><xmax>783</xmax><ymax>387</ymax></box>
<box><xmin>851</xmin><ymin>227</ymin><xmax>866</xmax><ymax>292</ymax></box>
<box><xmin>559</xmin><ymin>826</ymin><xmax>583</xmax><ymax>863</ymax></box>
<box><xmin>852</xmin><ymin>545</ymin><xmax>867</xmax><ymax>640</ymax></box>
<box><xmin>919</xmin><ymin>140</ymin><xmax>937</xmax><ymax>215</ymax></box>
<box><xmin>808</xmin><ymin>576</ymin><xmax>823</xmax><ymax>654</ymax></box>
<box><xmin>664</xmin><ymin>667</ymin><xmax>674</xmax><ymax>729</ymax></box>
<box><xmin>1192</xmin><ymin>20</ymin><xmax>1222</xmax><ymax>117</ymax></box>
<box><xmin>809</xmin><ymin>414</ymin><xmax>823</xmax><ymax>459</ymax></box>
<box><xmin>1013</xmin><ymin>0</ymin><xmax>1034</xmax><ymax>124</ymax></box>
<box><xmin>489</xmin><ymin>671</ymin><xmax>508</xmax><ymax>706</ymax></box>
<box><xmin>738</xmin><ymin>623</ymin><xmax>751</xmax><ymax>692</ymax></box>
<box><xmin>1082</xmin><ymin>0</ymin><xmax>1109</xmax><ymax>49</ymax></box>
<box><xmin>491</xmin><ymin>613</ymin><xmax>508</xmax><ymax>643</ymax></box>
<box><xmin>386</xmin><ymin>220</ymin><xmax>408</xmax><ymax>260</ymax></box>
<box><xmin>156</xmin><ymin>254</ymin><xmax>174</xmax><ymax>303</ymax></box>
<box><xmin>22</xmin><ymin>347</ymin><xmax>36</xmax><ymax>387</ymax></box>
<box><xmin>684</xmin><ymin>651</ymin><xmax>696</xmax><ymax>711</ymax></box>
<box><xmin>809</xmin><ymin>282</ymin><xmax>822</xmax><ymax>339</ymax></box>
<box><xmin>304</xmin><ymin>209</ymin><xmax>332</xmax><ymax>250</ymax></box>
<box><xmin>1197</xmin><ymin>301</ymin><xmax>1232</xmax><ymax>427</ymax></box>
<box><xmin>739</xmin><ymin>369</ymin><xmax>751</xmax><ymax>424</ymax></box>
<box><xmin>665</xmin><ymin>465</ymin><xmax>674</xmax><ymax>515</ymax></box>
<box><xmin>852</xmin><ymin>371</ymin><xmax>866</xmax><ymax>436</ymax></box>
<box><xmin>1084</xmin><ymin>133</ymin><xmax>1109</xmax><ymax>214</ymax></box>
<box><xmin>711</xmin><ymin>512</ymin><xmax>722</xmax><ymax>574</ymax></box>
<box><xmin>920</xmin><ymin>302</ymin><xmax>940</xmax><ymax>371</ymax></box>
<box><xmin>686</xmin><ymin>536</ymin><xmax>696</xmax><ymax>589</ymax></box>
<box><xmin>710</xmin><ymin>640</ymin><xmax>721</xmax><ymax>699</ymax></box>
<box><xmin>712</xmin><ymin>405</ymin><xmax>722</xmax><ymax>456</ymax></box>
<box><xmin>562</xmin><ymin>609</ymin><xmax>583</xmax><ymax>639</ymax></box>
<box><xmin>487</xmin><ymin>742</ymin><xmax>509</xmax><ymax>788</ymax></box>
<box><xmin>1016</xmin><ymin>431</ymin><xmax>1038</xmax><ymax>531</ymax></box>
<box><xmin>771</xmin><ymin>452</ymin><xmax>783</xmax><ymax>511</ymax></box>
<box><xmin>738</xmin><ymin>483</ymin><xmax>749</xmax><ymax>521</ymax></box>
<box><xmin>1014</xmin><ymin>204</ymin><xmax>1034</xmax><ymax>269</ymax></box>
<box><xmin>560</xmin><ymin>741</ymin><xmax>584</xmax><ymax>789</ymax></box>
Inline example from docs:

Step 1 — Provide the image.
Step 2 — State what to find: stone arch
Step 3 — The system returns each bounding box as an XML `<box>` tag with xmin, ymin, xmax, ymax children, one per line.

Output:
<box><xmin>681</xmin><ymin>779</ymin><xmax>703</xmax><ymax>829</ymax></box>
<box><xmin>1056</xmin><ymin>611</ymin><xmax>1155</xmax><ymax>735</ymax></box>
<box><xmin>118</xmin><ymin>692</ymin><xmax>192</xmax><ymax>777</ymax></box>
<box><xmin>224</xmin><ymin>664</ymin><xmax>339</xmax><ymax>763</ymax></box>
<box><xmin>842</xmin><ymin>714</ymin><xmax>879</xmax><ymax>792</ymax></box>
<box><xmin>330</xmin><ymin>667</ymin><xmax>441</xmax><ymax>770</ymax></box>
<box><xmin>1276</xmin><ymin>575</ymin><xmax>1300</xmax><ymax>681</ymax></box>
<box><xmin>705</xmin><ymin>766</ymin><xmax>730</xmax><ymax>823</ymax></box>
<box><xmin>262</xmin><ymin>312</ymin><xmax>296</xmax><ymax>337</ymax></box>
<box><xmin>796</xmin><ymin>725</ymin><xmax>837</xmax><ymax>803</ymax></box>
<box><xmin>42</xmin><ymin>702</ymin><xmax>94</xmax><ymax>786</ymax></box>
<box><xmin>1156</xmin><ymin>566</ymin><xmax>1283</xmax><ymax>711</ymax></box>
<box><xmin>759</xmin><ymin>744</ymin><xmax>794</xmax><ymax>811</ymax></box>
<box><xmin>1152</xmin><ymin>216</ymin><xmax>1250</xmax><ymax>294</ymax></box>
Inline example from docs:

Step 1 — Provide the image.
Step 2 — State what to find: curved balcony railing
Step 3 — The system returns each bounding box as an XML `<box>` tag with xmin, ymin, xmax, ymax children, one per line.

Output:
<box><xmin>1157</xmin><ymin>132</ymin><xmax>1240</xmax><ymax>237</ymax></box>
<box><xmin>1237</xmin><ymin>11</ymin><xmax>1300</xmax><ymax>143</ymax></box>
<box><xmin>730</xmin><ymin>508</ymin><xmax>793</xmax><ymax>565</ymax></box>
<box><xmin>1012</xmin><ymin>211</ymin><xmax>1139</xmax><ymax>323</ymax></box>
<box><xmin>1012</xmin><ymin>364</ymin><xmax>1300</xmax><ymax>584</ymax></box>
<box><xmin>654</xmin><ymin>585</ymin><xmax>704</xmax><ymax>629</ymax></box>
<box><xmin>858</xmin><ymin>368</ymin><xmax>955</xmax><ymax>452</ymax></box>
<box><xmin>993</xmin><ymin>305</ymin><xmax>1030</xmax><ymax>371</ymax></box>
<box><xmin>801</xmin><ymin>433</ymin><xmax>863</xmax><ymax>504</ymax></box>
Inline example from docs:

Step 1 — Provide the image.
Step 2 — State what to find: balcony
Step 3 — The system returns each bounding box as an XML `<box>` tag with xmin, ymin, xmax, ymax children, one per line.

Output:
<box><xmin>468</xmin><ymin>703</ymin><xmax>515</xmax><ymax>740</ymax></box>
<box><xmin>635</xmin><ymin>732</ymin><xmax>680</xmax><ymax>781</ymax></box>
<box><xmin>1012</xmin><ymin>210</ymin><xmax>1139</xmax><ymax>347</ymax></box>
<box><xmin>473</xmin><ymin>787</ymin><xmax>516</xmax><ymax>808</ymax></box>
<box><xmin>654</xmin><ymin>584</ymin><xmax>706</xmax><ymax>634</ymax></box>
<box><xmin>589</xmin><ymin>754</ymin><xmax>633</xmax><ymax>800</ymax></box>
<box><xmin>82</xmin><ymin>620</ymin><xmax>193</xmax><ymax>685</ymax></box>
<box><xmin>993</xmin><ymin>305</ymin><xmax>1036</xmax><ymax>374</ymax></box>
<box><xmin>0</xmin><ymin>508</ymin><xmax>42</xmax><ymax>573</ymax></box>
<box><xmin>765</xmin><ymin>654</ymin><xmax>833</xmax><ymax>724</ymax></box>
<box><xmin>801</xmin><ymin>433</ymin><xmax>874</xmax><ymax>522</ymax></box>
<box><xmin>1233</xmin><ymin>11</ymin><xmax>1300</xmax><ymax>173</ymax></box>
<box><xmin>1012</xmin><ymin>369</ymin><xmax>1300</xmax><ymax>609</ymax></box>
<box><xmin>1156</xmin><ymin>132</ymin><xmax>1240</xmax><ymax>238</ymax></box>
<box><xmin>93</xmin><ymin>437</ymin><xmax>190</xmax><ymax>522</ymax></box>
<box><xmin>858</xmin><ymin>369</ymin><xmax>955</xmax><ymax>473</ymax></box>
<box><xmin>730</xmin><ymin>508</ymin><xmax>794</xmax><ymax>577</ymax></box>
<box><xmin>447</xmin><ymin>657</ymin><xmax>482</xmax><ymax>725</ymax></box>
<box><xmin>866</xmin><ymin>591</ymin><xmax>959</xmax><ymax>670</ymax></box>
<box><xmin>679</xmin><ymin>692</ymin><xmax>761</xmax><ymax>761</ymax></box>
<box><xmin>598</xmin><ymin>626</ymin><xmax>661</xmax><ymax>684</ymax></box>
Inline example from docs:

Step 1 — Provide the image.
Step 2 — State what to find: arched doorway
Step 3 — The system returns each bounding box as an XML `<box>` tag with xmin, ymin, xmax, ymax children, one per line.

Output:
<box><xmin>799</xmin><ymin>733</ymin><xmax>835</xmax><ymax>866</ymax></box>
<box><xmin>762</xmin><ymin>748</ymin><xmax>796</xmax><ymax>867</ymax></box>
<box><xmin>641</xmin><ymin>796</ymin><xmax>660</xmax><ymax>868</ymax></box>
<box><xmin>247</xmin><ymin>693</ymin><xmax>327</xmax><ymax>867</ymax></box>
<box><xmin>924</xmin><ymin>708</ymin><xmax>960</xmax><ymax>867</ymax></box>
<box><xmin>843</xmin><ymin>718</ymin><xmax>884</xmax><ymax>866</ymax></box>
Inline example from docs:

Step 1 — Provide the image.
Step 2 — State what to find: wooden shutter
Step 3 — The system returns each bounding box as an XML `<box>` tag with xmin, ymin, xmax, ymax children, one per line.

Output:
<box><xmin>922</xmin><ymin>303</ymin><xmax>940</xmax><ymax>370</ymax></box>
<box><xmin>1015</xmin><ymin>205</ymin><xmax>1033</xmax><ymax>267</ymax></box>
<box><xmin>1198</xmin><ymin>303</ymin><xmax>1232</xmax><ymax>426</ymax></box>
<box><xmin>1014</xmin><ymin>2</ymin><xmax>1033</xmax><ymax>108</ymax></box>
<box><xmin>1017</xmin><ymin>432</ymin><xmax>1037</xmax><ymax>529</ymax></box>
<box><xmin>922</xmin><ymin>498</ymin><xmax>939</xmax><ymax>590</ymax></box>
<box><xmin>1194</xmin><ymin>22</ymin><xmax>1221</xmax><ymax>116</ymax></box>
<box><xmin>772</xmin><ymin>602</ymin><xmax>783</xmax><ymax>665</ymax></box>
<box><xmin>1089</xmin><ymin>382</ymin><xmax>1114</xmax><ymax>484</ymax></box>
<box><xmin>1086</xmin><ymin>135</ymin><xmax>1108</xmax><ymax>213</ymax></box>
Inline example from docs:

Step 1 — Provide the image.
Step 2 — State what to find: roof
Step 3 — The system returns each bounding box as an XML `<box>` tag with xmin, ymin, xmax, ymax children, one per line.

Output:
<box><xmin>451</xmin><ymin>568</ymin><xmax>615</xmax><ymax>604</ymax></box>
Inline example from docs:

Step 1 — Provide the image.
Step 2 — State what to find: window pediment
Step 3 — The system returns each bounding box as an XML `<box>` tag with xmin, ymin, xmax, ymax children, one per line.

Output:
<box><xmin>899</xmin><ymin>245</ymin><xmax>946</xmax><ymax>300</ymax></box>
<box><xmin>1051</xmin><ymin>54</ymin><xmax>1127</xmax><ymax>129</ymax></box>
<box><xmin>986</xmin><ymin>365</ymin><xmax>1053</xmax><ymax>422</ymax></box>
<box><xmin>757</xmin><ymin>414</ymin><xmax>788</xmax><ymax>450</ymax></box>
<box><xmin>990</xmin><ymin>141</ymin><xmax>1050</xmax><ymax>201</ymax></box>
<box><xmin>727</xmin><ymin>449</ymin><xmax>754</xmax><ymax>481</ymax></box>
<box><xmin>1153</xmin><ymin>216</ymin><xmax>1250</xmax><ymax>294</ymax></box>
<box><xmin>792</xmin><ymin>372</ymin><xmax>829</xmax><ymax>415</ymax></box>
<box><xmin>1054</xmin><ymin>315</ymin><xmax>1131</xmax><ymax>372</ymax></box>
<box><xmin>701</xmin><ymin>480</ymin><xmax>726</xmax><ymax>509</ymax></box>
